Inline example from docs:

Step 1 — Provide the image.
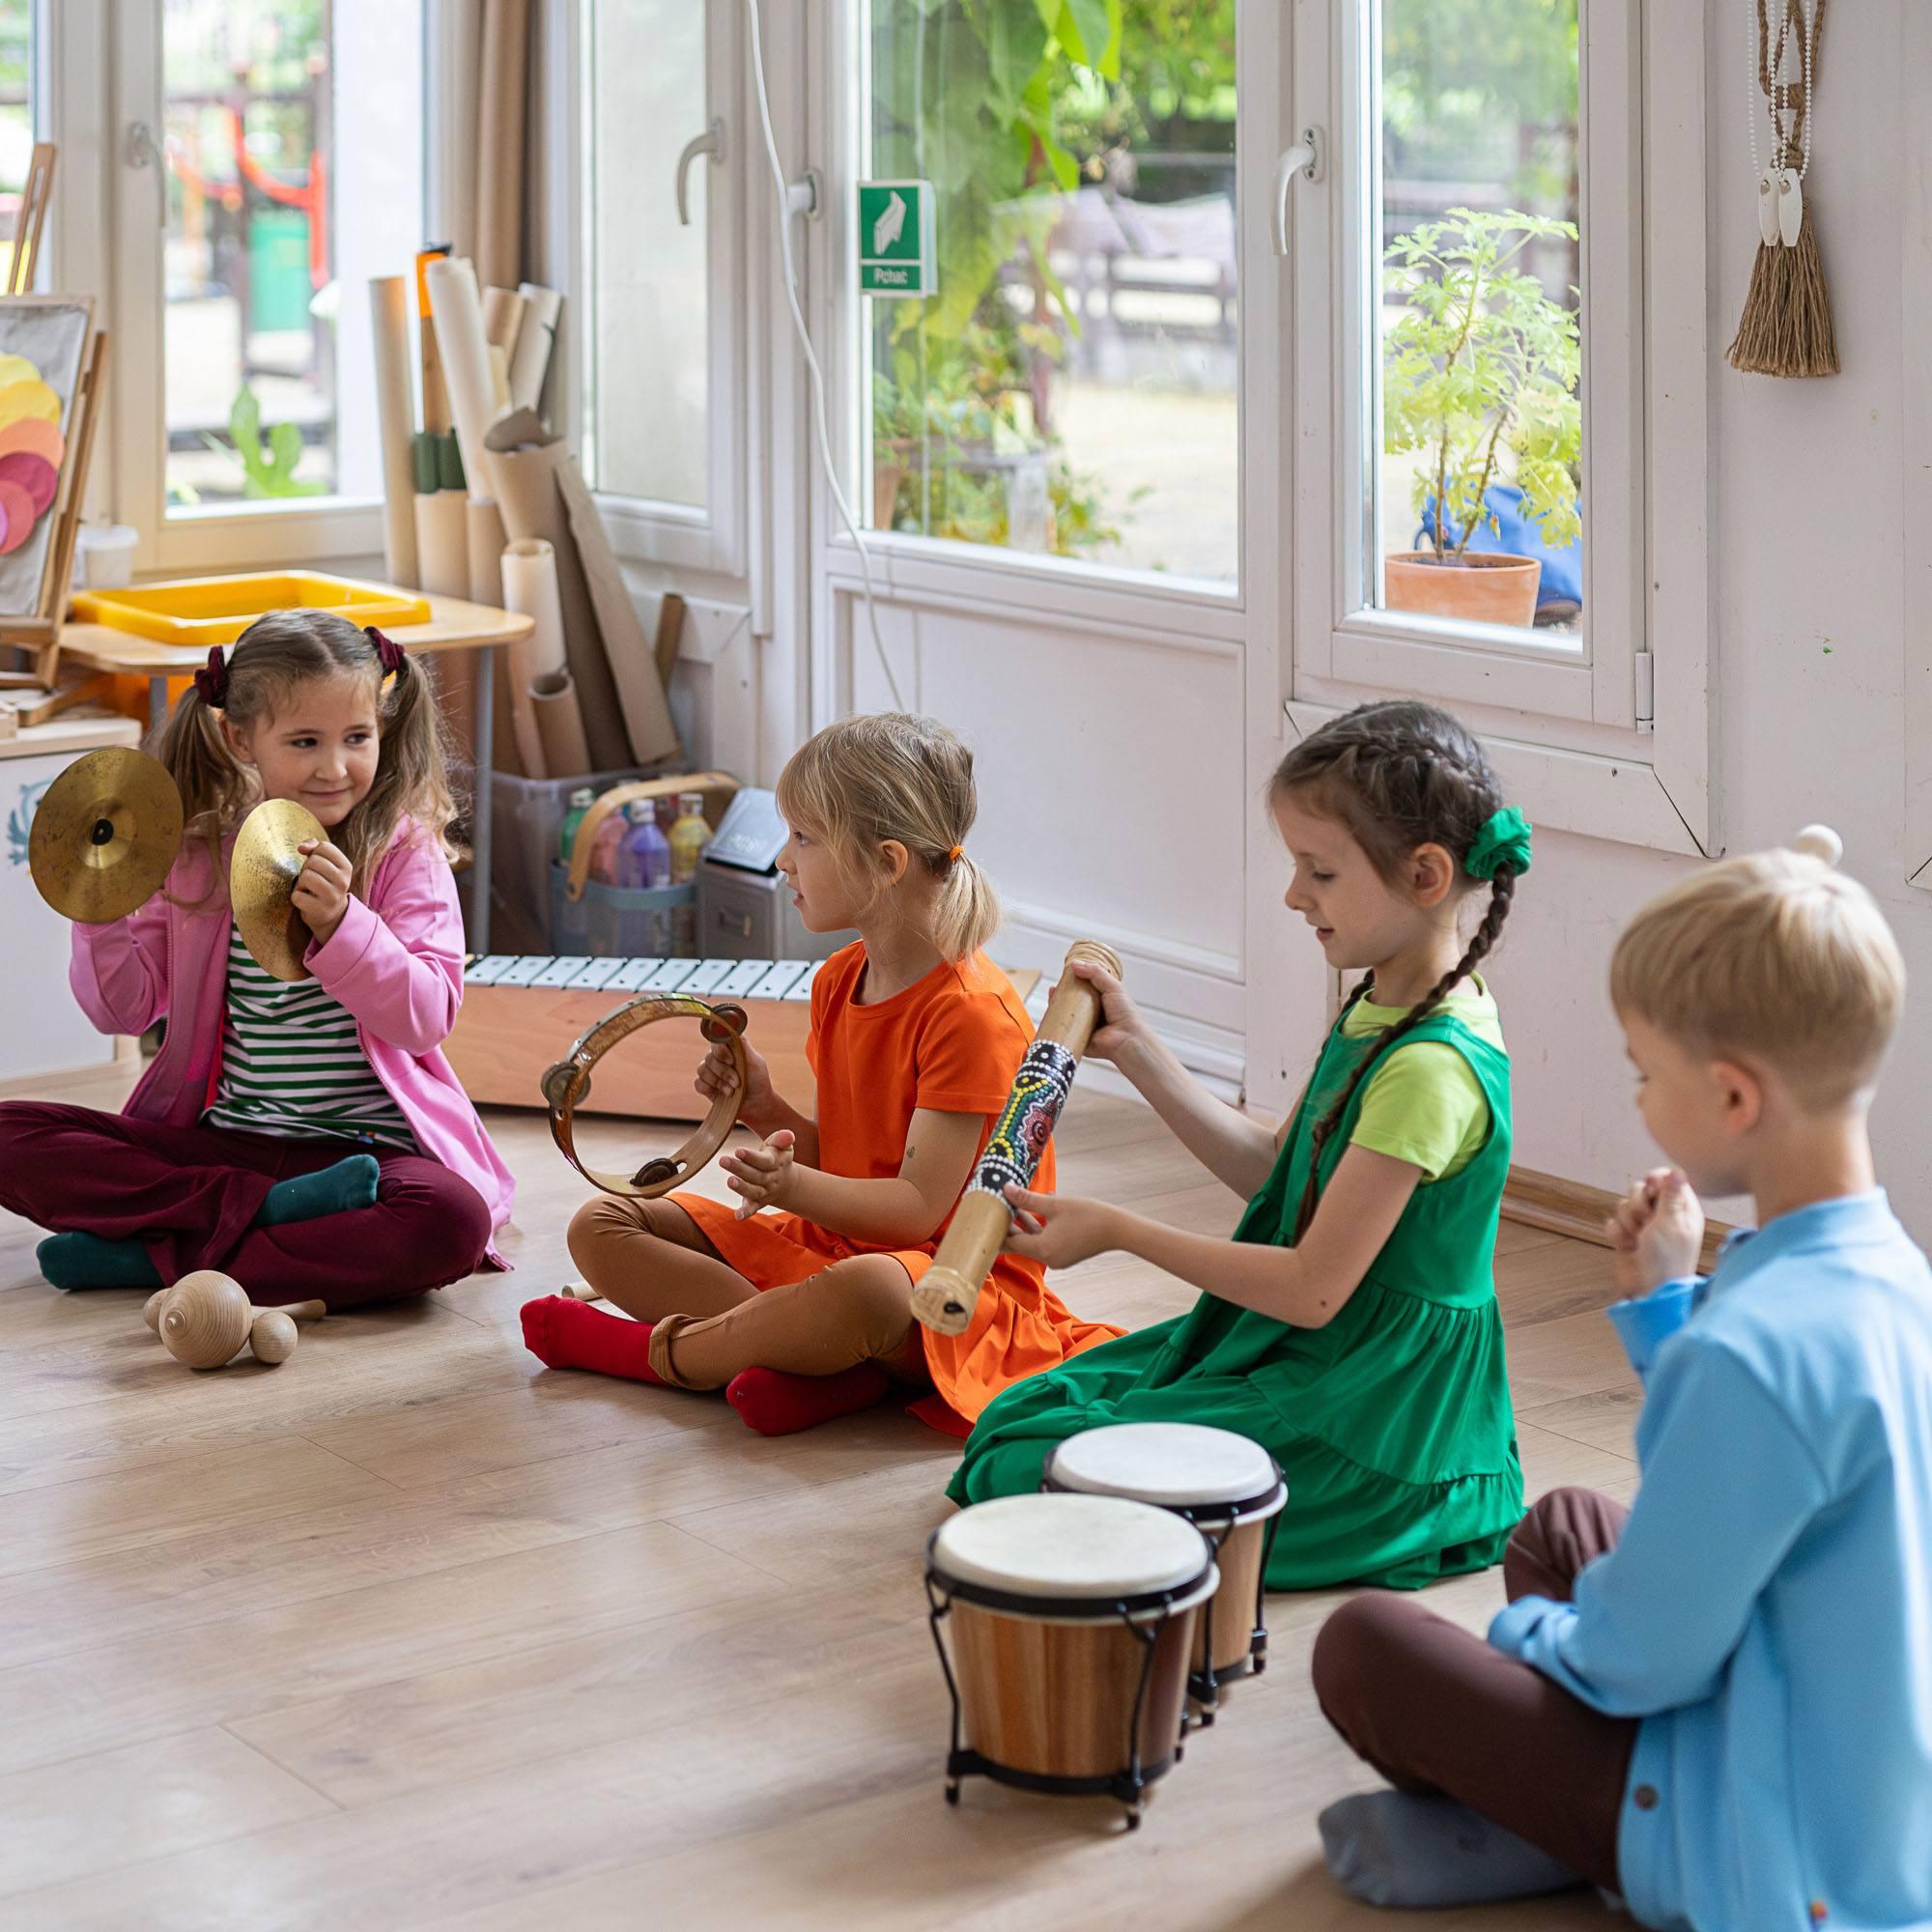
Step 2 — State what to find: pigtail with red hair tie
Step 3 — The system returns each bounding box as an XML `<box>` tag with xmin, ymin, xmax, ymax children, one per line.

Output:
<box><xmin>365</xmin><ymin>627</ymin><xmax>406</xmax><ymax>677</ymax></box>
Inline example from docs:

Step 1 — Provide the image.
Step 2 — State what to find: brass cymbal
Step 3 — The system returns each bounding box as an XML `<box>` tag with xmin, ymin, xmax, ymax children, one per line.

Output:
<box><xmin>231</xmin><ymin>798</ymin><xmax>327</xmax><ymax>982</ymax></box>
<box><xmin>27</xmin><ymin>748</ymin><xmax>185</xmax><ymax>924</ymax></box>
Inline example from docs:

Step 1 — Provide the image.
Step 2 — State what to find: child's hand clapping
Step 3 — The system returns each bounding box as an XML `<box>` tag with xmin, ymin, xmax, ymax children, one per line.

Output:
<box><xmin>1605</xmin><ymin>1167</ymin><xmax>1705</xmax><ymax>1297</ymax></box>
<box><xmin>722</xmin><ymin>1127</ymin><xmax>796</xmax><ymax>1220</ymax></box>
<box><xmin>292</xmin><ymin>839</ymin><xmax>353</xmax><ymax>947</ymax></box>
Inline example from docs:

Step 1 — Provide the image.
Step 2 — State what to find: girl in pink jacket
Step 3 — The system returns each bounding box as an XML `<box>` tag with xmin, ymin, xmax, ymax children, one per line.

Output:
<box><xmin>0</xmin><ymin>612</ymin><xmax>513</xmax><ymax>1308</ymax></box>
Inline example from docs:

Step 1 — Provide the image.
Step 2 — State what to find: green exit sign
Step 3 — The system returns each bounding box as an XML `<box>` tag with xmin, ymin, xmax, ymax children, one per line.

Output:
<box><xmin>858</xmin><ymin>180</ymin><xmax>936</xmax><ymax>298</ymax></box>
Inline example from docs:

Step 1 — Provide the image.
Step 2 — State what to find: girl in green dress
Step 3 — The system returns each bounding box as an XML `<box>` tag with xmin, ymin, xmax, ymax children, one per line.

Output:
<box><xmin>947</xmin><ymin>700</ymin><xmax>1530</xmax><ymax>1589</ymax></box>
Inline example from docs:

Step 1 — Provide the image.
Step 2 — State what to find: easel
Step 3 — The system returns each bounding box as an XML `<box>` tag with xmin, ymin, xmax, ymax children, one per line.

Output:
<box><xmin>0</xmin><ymin>145</ymin><xmax>114</xmax><ymax>740</ymax></box>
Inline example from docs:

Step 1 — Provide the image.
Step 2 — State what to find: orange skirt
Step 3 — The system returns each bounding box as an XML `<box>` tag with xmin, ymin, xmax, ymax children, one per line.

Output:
<box><xmin>674</xmin><ymin>1191</ymin><xmax>1124</xmax><ymax>1434</ymax></box>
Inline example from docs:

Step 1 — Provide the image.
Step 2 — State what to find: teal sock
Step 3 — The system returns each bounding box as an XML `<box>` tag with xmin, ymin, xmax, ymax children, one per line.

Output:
<box><xmin>37</xmin><ymin>1233</ymin><xmax>161</xmax><ymax>1291</ymax></box>
<box><xmin>1318</xmin><ymin>1793</ymin><xmax>1585</xmax><ymax>1908</ymax></box>
<box><xmin>254</xmin><ymin>1154</ymin><xmax>381</xmax><ymax>1228</ymax></box>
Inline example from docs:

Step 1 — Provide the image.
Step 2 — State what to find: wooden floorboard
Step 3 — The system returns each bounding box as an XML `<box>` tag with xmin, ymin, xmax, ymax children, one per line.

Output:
<box><xmin>0</xmin><ymin>1078</ymin><xmax>1636</xmax><ymax>1929</ymax></box>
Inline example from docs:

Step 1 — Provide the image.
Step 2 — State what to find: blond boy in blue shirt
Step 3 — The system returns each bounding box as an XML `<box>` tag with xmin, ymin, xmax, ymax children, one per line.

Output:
<box><xmin>1312</xmin><ymin>833</ymin><xmax>1932</xmax><ymax>1931</ymax></box>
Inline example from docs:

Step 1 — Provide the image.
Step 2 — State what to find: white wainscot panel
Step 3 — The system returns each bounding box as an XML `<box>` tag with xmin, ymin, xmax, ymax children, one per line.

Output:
<box><xmin>845</xmin><ymin>591</ymin><xmax>1248</xmax><ymax>1060</ymax></box>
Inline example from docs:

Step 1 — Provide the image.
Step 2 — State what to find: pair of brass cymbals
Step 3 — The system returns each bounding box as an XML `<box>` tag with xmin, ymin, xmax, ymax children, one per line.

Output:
<box><xmin>28</xmin><ymin>748</ymin><xmax>325</xmax><ymax>980</ymax></box>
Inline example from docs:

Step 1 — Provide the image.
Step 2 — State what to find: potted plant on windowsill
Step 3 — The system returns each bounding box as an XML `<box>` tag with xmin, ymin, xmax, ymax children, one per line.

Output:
<box><xmin>1381</xmin><ymin>207</ymin><xmax>1581</xmax><ymax>629</ymax></box>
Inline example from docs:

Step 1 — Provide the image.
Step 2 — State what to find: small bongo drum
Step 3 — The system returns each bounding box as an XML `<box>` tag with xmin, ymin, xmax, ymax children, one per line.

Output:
<box><xmin>1043</xmin><ymin>1423</ymin><xmax>1287</xmax><ymax>1718</ymax></box>
<box><xmin>925</xmin><ymin>1493</ymin><xmax>1218</xmax><ymax>1828</ymax></box>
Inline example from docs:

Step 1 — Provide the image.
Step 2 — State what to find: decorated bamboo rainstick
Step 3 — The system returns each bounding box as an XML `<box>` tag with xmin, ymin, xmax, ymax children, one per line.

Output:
<box><xmin>911</xmin><ymin>940</ymin><xmax>1123</xmax><ymax>1338</ymax></box>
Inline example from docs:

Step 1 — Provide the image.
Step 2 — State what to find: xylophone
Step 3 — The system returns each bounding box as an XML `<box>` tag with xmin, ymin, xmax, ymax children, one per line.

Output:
<box><xmin>447</xmin><ymin>955</ymin><xmax>825</xmax><ymax>1123</ymax></box>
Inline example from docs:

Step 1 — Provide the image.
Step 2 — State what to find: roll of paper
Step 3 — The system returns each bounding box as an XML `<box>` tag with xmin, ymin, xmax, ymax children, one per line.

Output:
<box><xmin>369</xmin><ymin>276</ymin><xmax>418</xmax><ymax>588</ymax></box>
<box><xmin>508</xmin><ymin>284</ymin><xmax>561</xmax><ymax>414</ymax></box>
<box><xmin>466</xmin><ymin>496</ymin><xmax>507</xmax><ymax>610</ymax></box>
<box><xmin>480</xmin><ymin>288</ymin><xmax>524</xmax><ymax>412</ymax></box>
<box><xmin>532</xmin><ymin>669</ymin><xmax>591</xmax><ymax>781</ymax></box>
<box><xmin>484</xmin><ymin>411</ymin><xmax>630</xmax><ymax>772</ymax></box>
<box><xmin>500</xmin><ymin>537</ymin><xmax>566</xmax><ymax>781</ymax></box>
<box><xmin>556</xmin><ymin>457</ymin><xmax>682</xmax><ymax>766</ymax></box>
<box><xmin>413</xmin><ymin>489</ymin><xmax>470</xmax><ymax>598</ymax></box>
<box><xmin>475</xmin><ymin>0</ymin><xmax>530</xmax><ymax>293</ymax></box>
<box><xmin>425</xmin><ymin>255</ymin><xmax>501</xmax><ymax>507</ymax></box>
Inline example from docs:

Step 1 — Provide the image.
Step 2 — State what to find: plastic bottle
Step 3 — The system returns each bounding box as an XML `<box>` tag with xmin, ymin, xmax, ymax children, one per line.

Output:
<box><xmin>667</xmin><ymin>791</ymin><xmax>712</xmax><ymax>885</ymax></box>
<box><xmin>616</xmin><ymin>802</ymin><xmax>671</xmax><ymax>891</ymax></box>
<box><xmin>557</xmin><ymin>786</ymin><xmax>596</xmax><ymax>869</ymax></box>
<box><xmin>587</xmin><ymin>807</ymin><xmax>629</xmax><ymax>886</ymax></box>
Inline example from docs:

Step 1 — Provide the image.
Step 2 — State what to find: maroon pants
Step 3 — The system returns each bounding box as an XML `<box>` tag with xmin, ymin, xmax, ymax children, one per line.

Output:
<box><xmin>0</xmin><ymin>1100</ymin><xmax>493</xmax><ymax>1310</ymax></box>
<box><xmin>1311</xmin><ymin>1488</ymin><xmax>1639</xmax><ymax>1893</ymax></box>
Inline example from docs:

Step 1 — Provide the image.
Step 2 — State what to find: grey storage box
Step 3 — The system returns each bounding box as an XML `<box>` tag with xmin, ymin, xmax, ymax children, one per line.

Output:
<box><xmin>696</xmin><ymin>788</ymin><xmax>849</xmax><ymax>962</ymax></box>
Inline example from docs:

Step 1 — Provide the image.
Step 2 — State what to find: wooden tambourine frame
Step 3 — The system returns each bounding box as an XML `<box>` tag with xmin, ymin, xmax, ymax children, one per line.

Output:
<box><xmin>542</xmin><ymin>992</ymin><xmax>752</xmax><ymax>1197</ymax></box>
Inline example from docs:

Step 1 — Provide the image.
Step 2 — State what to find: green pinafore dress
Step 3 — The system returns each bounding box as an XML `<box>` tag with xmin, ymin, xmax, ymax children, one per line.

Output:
<box><xmin>946</xmin><ymin>1003</ymin><xmax>1524</xmax><ymax>1590</ymax></box>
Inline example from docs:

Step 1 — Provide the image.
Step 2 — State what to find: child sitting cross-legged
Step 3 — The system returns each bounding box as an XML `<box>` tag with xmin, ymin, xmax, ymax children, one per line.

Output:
<box><xmin>1310</xmin><ymin>834</ymin><xmax>1932</xmax><ymax>1931</ymax></box>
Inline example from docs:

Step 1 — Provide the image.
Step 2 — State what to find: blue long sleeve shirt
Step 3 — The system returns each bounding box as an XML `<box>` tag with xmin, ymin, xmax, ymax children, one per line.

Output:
<box><xmin>1489</xmin><ymin>1192</ymin><xmax>1932</xmax><ymax>1931</ymax></box>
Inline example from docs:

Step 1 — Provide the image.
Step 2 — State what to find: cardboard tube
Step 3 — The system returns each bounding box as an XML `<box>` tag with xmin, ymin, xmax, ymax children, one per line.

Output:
<box><xmin>556</xmin><ymin>457</ymin><xmax>683</xmax><ymax>765</ymax></box>
<box><xmin>414</xmin><ymin>246</ymin><xmax>452</xmax><ymax>434</ymax></box>
<box><xmin>484</xmin><ymin>412</ymin><xmax>630</xmax><ymax>771</ymax></box>
<box><xmin>413</xmin><ymin>489</ymin><xmax>470</xmax><ymax>598</ymax></box>
<box><xmin>369</xmin><ymin>276</ymin><xmax>418</xmax><ymax>588</ymax></box>
<box><xmin>531</xmin><ymin>670</ymin><xmax>591</xmax><ymax>781</ymax></box>
<box><xmin>508</xmin><ymin>283</ymin><xmax>561</xmax><ymax>413</ymax></box>
<box><xmin>480</xmin><ymin>289</ymin><xmax>522</xmax><ymax>411</ymax></box>
<box><xmin>425</xmin><ymin>256</ymin><xmax>501</xmax><ymax>508</ymax></box>
<box><xmin>500</xmin><ymin>537</ymin><xmax>564</xmax><ymax>780</ymax></box>
<box><xmin>466</xmin><ymin>496</ymin><xmax>507</xmax><ymax>610</ymax></box>
<box><xmin>474</xmin><ymin>0</ymin><xmax>530</xmax><ymax>294</ymax></box>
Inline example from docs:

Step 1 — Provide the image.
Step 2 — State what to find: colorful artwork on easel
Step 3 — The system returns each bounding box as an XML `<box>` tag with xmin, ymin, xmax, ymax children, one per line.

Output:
<box><xmin>0</xmin><ymin>298</ymin><xmax>90</xmax><ymax>619</ymax></box>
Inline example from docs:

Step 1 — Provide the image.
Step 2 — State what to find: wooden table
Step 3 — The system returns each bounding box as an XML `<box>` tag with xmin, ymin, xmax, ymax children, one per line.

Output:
<box><xmin>55</xmin><ymin>592</ymin><xmax>536</xmax><ymax>955</ymax></box>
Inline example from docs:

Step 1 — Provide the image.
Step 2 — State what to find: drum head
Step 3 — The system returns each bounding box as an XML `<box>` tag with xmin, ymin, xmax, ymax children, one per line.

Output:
<box><xmin>1045</xmin><ymin>1423</ymin><xmax>1283</xmax><ymax>1513</ymax></box>
<box><xmin>931</xmin><ymin>1494</ymin><xmax>1210</xmax><ymax>1603</ymax></box>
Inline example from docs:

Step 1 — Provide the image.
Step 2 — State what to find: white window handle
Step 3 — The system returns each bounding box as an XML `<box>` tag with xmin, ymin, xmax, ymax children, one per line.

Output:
<box><xmin>676</xmin><ymin>119</ymin><xmax>726</xmax><ymax>227</ymax></box>
<box><xmin>1272</xmin><ymin>129</ymin><xmax>1324</xmax><ymax>256</ymax></box>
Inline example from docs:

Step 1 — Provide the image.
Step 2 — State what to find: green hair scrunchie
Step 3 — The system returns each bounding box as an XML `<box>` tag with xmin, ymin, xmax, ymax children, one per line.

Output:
<box><xmin>1465</xmin><ymin>806</ymin><xmax>1533</xmax><ymax>881</ymax></box>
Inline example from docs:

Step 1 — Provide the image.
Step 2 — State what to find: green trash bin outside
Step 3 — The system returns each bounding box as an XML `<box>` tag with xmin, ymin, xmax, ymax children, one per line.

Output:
<box><xmin>248</xmin><ymin>206</ymin><xmax>311</xmax><ymax>334</ymax></box>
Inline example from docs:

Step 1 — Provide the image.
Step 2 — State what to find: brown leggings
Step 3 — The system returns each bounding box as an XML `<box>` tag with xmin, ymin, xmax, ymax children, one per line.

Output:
<box><xmin>566</xmin><ymin>1194</ymin><xmax>928</xmax><ymax>1389</ymax></box>
<box><xmin>1311</xmin><ymin>1488</ymin><xmax>1639</xmax><ymax>1893</ymax></box>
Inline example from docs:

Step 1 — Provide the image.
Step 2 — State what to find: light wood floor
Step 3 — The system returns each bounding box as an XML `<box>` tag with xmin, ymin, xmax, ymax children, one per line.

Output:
<box><xmin>0</xmin><ymin>1075</ymin><xmax>1637</xmax><ymax>1930</ymax></box>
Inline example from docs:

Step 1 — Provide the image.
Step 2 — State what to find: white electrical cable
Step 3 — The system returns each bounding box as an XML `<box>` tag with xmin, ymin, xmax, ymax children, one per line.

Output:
<box><xmin>744</xmin><ymin>0</ymin><xmax>907</xmax><ymax>712</ymax></box>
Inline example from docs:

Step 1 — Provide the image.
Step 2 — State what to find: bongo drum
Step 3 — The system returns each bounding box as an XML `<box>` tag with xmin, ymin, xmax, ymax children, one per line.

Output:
<box><xmin>1043</xmin><ymin>1423</ymin><xmax>1287</xmax><ymax>1718</ymax></box>
<box><xmin>925</xmin><ymin>1494</ymin><xmax>1217</xmax><ymax>1828</ymax></box>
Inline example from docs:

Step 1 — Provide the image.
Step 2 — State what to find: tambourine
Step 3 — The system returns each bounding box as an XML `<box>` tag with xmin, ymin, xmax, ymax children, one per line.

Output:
<box><xmin>542</xmin><ymin>993</ymin><xmax>752</xmax><ymax>1198</ymax></box>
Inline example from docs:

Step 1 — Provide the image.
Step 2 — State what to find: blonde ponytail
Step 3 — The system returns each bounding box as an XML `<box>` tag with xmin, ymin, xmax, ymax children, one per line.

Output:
<box><xmin>931</xmin><ymin>852</ymin><xmax>1001</xmax><ymax>961</ymax></box>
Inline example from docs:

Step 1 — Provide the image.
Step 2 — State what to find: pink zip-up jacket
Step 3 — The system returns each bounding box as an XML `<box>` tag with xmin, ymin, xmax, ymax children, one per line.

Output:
<box><xmin>69</xmin><ymin>815</ymin><xmax>515</xmax><ymax>1256</ymax></box>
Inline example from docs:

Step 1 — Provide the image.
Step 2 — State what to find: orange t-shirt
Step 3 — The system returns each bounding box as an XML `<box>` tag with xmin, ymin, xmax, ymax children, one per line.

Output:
<box><xmin>676</xmin><ymin>941</ymin><xmax>1122</xmax><ymax>1427</ymax></box>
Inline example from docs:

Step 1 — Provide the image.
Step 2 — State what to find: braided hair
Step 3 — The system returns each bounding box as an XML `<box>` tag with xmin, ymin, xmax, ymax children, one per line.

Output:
<box><xmin>1272</xmin><ymin>702</ymin><xmax>1520</xmax><ymax>1240</ymax></box>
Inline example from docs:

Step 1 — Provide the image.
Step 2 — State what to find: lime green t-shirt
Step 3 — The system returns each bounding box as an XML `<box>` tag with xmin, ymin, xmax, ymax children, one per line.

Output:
<box><xmin>1340</xmin><ymin>977</ymin><xmax>1504</xmax><ymax>1181</ymax></box>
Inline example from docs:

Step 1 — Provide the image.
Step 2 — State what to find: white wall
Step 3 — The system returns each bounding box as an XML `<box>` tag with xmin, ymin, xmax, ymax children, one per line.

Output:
<box><xmin>1497</xmin><ymin>0</ymin><xmax>1918</xmax><ymax>1229</ymax></box>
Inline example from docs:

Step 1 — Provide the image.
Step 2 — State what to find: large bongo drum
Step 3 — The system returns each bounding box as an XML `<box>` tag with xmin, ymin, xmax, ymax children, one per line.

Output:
<box><xmin>1043</xmin><ymin>1423</ymin><xmax>1287</xmax><ymax>1719</ymax></box>
<box><xmin>925</xmin><ymin>1494</ymin><xmax>1218</xmax><ymax>1828</ymax></box>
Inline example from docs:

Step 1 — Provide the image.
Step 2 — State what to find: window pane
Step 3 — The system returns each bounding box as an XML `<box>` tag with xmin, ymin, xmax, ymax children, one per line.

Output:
<box><xmin>0</xmin><ymin>2</ymin><xmax>32</xmax><ymax>228</ymax></box>
<box><xmin>583</xmin><ymin>0</ymin><xmax>708</xmax><ymax>510</ymax></box>
<box><xmin>1374</xmin><ymin>0</ymin><xmax>1581</xmax><ymax>635</ymax></box>
<box><xmin>163</xmin><ymin>0</ymin><xmax>425</xmax><ymax>513</ymax></box>
<box><xmin>866</xmin><ymin>0</ymin><xmax>1237</xmax><ymax>586</ymax></box>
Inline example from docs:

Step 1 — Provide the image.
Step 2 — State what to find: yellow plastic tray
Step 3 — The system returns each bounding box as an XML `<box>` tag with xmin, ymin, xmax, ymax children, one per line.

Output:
<box><xmin>71</xmin><ymin>572</ymin><xmax>434</xmax><ymax>646</ymax></box>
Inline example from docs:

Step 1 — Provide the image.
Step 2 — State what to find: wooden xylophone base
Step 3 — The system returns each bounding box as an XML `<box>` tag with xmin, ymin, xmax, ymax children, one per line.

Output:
<box><xmin>448</xmin><ymin>956</ymin><xmax>823</xmax><ymax>1124</ymax></box>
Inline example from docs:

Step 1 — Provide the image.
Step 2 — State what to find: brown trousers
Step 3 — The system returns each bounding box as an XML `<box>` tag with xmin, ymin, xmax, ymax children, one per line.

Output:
<box><xmin>1311</xmin><ymin>1487</ymin><xmax>1639</xmax><ymax>1893</ymax></box>
<box><xmin>566</xmin><ymin>1194</ymin><xmax>927</xmax><ymax>1389</ymax></box>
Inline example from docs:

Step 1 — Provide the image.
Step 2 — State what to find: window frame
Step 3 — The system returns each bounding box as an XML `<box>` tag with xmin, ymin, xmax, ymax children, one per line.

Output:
<box><xmin>815</xmin><ymin>0</ymin><xmax>1252</xmax><ymax>615</ymax></box>
<box><xmin>100</xmin><ymin>0</ymin><xmax>429</xmax><ymax>575</ymax></box>
<box><xmin>557</xmin><ymin>0</ymin><xmax>747</xmax><ymax>581</ymax></box>
<box><xmin>1285</xmin><ymin>0</ymin><xmax>1715</xmax><ymax>858</ymax></box>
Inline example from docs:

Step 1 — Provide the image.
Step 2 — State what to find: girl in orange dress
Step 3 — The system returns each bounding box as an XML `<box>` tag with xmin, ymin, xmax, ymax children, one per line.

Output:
<box><xmin>519</xmin><ymin>714</ymin><xmax>1122</xmax><ymax>1435</ymax></box>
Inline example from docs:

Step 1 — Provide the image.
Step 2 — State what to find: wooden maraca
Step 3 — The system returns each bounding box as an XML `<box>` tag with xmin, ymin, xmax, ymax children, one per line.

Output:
<box><xmin>146</xmin><ymin>1271</ymin><xmax>325</xmax><ymax>1369</ymax></box>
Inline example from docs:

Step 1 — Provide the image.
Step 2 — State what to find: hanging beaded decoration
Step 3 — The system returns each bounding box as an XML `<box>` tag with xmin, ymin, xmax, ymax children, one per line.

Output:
<box><xmin>1726</xmin><ymin>0</ymin><xmax>1837</xmax><ymax>376</ymax></box>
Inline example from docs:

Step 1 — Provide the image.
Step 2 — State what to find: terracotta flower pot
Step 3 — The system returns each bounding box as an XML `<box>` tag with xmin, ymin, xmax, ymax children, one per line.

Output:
<box><xmin>1383</xmin><ymin>551</ymin><xmax>1542</xmax><ymax>629</ymax></box>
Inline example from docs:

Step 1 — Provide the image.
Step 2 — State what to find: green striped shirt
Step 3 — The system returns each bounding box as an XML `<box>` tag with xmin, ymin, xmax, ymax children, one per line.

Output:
<box><xmin>202</xmin><ymin>921</ymin><xmax>417</xmax><ymax>1150</ymax></box>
